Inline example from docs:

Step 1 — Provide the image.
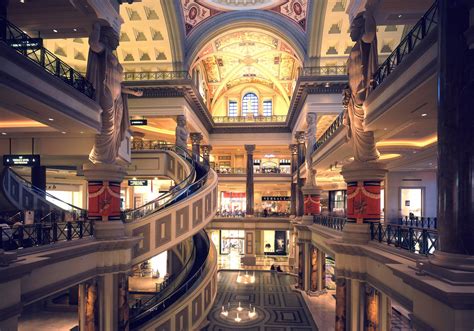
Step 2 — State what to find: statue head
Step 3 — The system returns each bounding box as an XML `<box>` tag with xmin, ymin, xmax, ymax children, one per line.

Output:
<box><xmin>306</xmin><ymin>113</ymin><xmax>316</xmax><ymax>126</ymax></box>
<box><xmin>100</xmin><ymin>26</ymin><xmax>119</xmax><ymax>50</ymax></box>
<box><xmin>177</xmin><ymin>115</ymin><xmax>186</xmax><ymax>127</ymax></box>
<box><xmin>350</xmin><ymin>12</ymin><xmax>365</xmax><ymax>42</ymax></box>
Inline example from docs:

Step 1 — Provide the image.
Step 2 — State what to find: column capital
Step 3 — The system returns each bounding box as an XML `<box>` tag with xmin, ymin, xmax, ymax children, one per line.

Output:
<box><xmin>295</xmin><ymin>131</ymin><xmax>306</xmax><ymax>144</ymax></box>
<box><xmin>201</xmin><ymin>145</ymin><xmax>212</xmax><ymax>154</ymax></box>
<box><xmin>244</xmin><ymin>144</ymin><xmax>256</xmax><ymax>154</ymax></box>
<box><xmin>289</xmin><ymin>144</ymin><xmax>298</xmax><ymax>154</ymax></box>
<box><xmin>190</xmin><ymin>132</ymin><xmax>203</xmax><ymax>144</ymax></box>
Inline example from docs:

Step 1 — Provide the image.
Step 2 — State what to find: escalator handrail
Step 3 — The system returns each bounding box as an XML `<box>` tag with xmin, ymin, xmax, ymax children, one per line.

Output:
<box><xmin>130</xmin><ymin>230</ymin><xmax>212</xmax><ymax>326</ymax></box>
<box><xmin>123</xmin><ymin>144</ymin><xmax>211</xmax><ymax>222</ymax></box>
<box><xmin>2</xmin><ymin>167</ymin><xmax>86</xmax><ymax>213</ymax></box>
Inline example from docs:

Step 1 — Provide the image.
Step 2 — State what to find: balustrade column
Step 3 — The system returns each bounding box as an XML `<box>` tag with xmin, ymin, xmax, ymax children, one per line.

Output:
<box><xmin>245</xmin><ymin>145</ymin><xmax>256</xmax><ymax>216</ymax></box>
<box><xmin>289</xmin><ymin>144</ymin><xmax>298</xmax><ymax>216</ymax></box>
<box><xmin>201</xmin><ymin>145</ymin><xmax>212</xmax><ymax>162</ymax></box>
<box><xmin>190</xmin><ymin>132</ymin><xmax>203</xmax><ymax>162</ymax></box>
<box><xmin>430</xmin><ymin>0</ymin><xmax>474</xmax><ymax>269</ymax></box>
<box><xmin>295</xmin><ymin>132</ymin><xmax>306</xmax><ymax>217</ymax></box>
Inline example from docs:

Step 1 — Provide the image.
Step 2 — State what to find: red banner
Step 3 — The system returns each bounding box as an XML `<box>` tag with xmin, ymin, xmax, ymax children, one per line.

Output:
<box><xmin>88</xmin><ymin>181</ymin><xmax>121</xmax><ymax>221</ymax></box>
<box><xmin>346</xmin><ymin>181</ymin><xmax>381</xmax><ymax>223</ymax></box>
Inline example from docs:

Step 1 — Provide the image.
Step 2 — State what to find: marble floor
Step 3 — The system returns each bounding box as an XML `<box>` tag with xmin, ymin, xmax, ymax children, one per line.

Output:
<box><xmin>18</xmin><ymin>311</ymin><xmax>78</xmax><ymax>331</ymax></box>
<box><xmin>203</xmin><ymin>271</ymin><xmax>318</xmax><ymax>330</ymax></box>
<box><xmin>218</xmin><ymin>251</ymin><xmax>291</xmax><ymax>272</ymax></box>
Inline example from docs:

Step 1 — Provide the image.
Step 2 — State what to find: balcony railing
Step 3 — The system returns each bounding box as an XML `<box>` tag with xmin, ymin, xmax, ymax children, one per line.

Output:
<box><xmin>123</xmin><ymin>71</ymin><xmax>191</xmax><ymax>81</ymax></box>
<box><xmin>313</xmin><ymin>112</ymin><xmax>344</xmax><ymax>152</ymax></box>
<box><xmin>0</xmin><ymin>18</ymin><xmax>94</xmax><ymax>99</ymax></box>
<box><xmin>370</xmin><ymin>222</ymin><xmax>438</xmax><ymax>256</ymax></box>
<box><xmin>213</xmin><ymin>115</ymin><xmax>287</xmax><ymax>123</ymax></box>
<box><xmin>399</xmin><ymin>216</ymin><xmax>437</xmax><ymax>229</ymax></box>
<box><xmin>131</xmin><ymin>140</ymin><xmax>169</xmax><ymax>151</ymax></box>
<box><xmin>0</xmin><ymin>220</ymin><xmax>93</xmax><ymax>251</ymax></box>
<box><xmin>313</xmin><ymin>215</ymin><xmax>346</xmax><ymax>231</ymax></box>
<box><xmin>373</xmin><ymin>1</ymin><xmax>439</xmax><ymax>89</ymax></box>
<box><xmin>299</xmin><ymin>66</ymin><xmax>347</xmax><ymax>77</ymax></box>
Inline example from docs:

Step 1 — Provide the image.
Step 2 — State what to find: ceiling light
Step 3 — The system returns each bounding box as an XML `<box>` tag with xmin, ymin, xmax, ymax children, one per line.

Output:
<box><xmin>413</xmin><ymin>151</ymin><xmax>417</xmax><ymax>154</ymax></box>
<box><xmin>1</xmin><ymin>132</ymin><xmax>6</xmax><ymax>135</ymax></box>
<box><xmin>73</xmin><ymin>28</ymin><xmax>77</xmax><ymax>32</ymax></box>
<box><xmin>428</xmin><ymin>162</ymin><xmax>433</xmax><ymax>166</ymax></box>
<box><xmin>325</xmin><ymin>82</ymin><xmax>330</xmax><ymax>88</ymax></box>
<box><xmin>421</xmin><ymin>113</ymin><xmax>427</xmax><ymax>117</ymax></box>
<box><xmin>398</xmin><ymin>14</ymin><xmax>403</xmax><ymax>18</ymax></box>
<box><xmin>61</xmin><ymin>131</ymin><xmax>66</xmax><ymax>134</ymax></box>
<box><xmin>20</xmin><ymin>0</ymin><xmax>25</xmax><ymax>3</ymax></box>
<box><xmin>80</xmin><ymin>131</ymin><xmax>84</xmax><ymax>134</ymax></box>
<box><xmin>383</xmin><ymin>128</ymin><xmax>387</xmax><ymax>131</ymax></box>
<box><xmin>48</xmin><ymin>118</ymin><xmax>54</xmax><ymax>121</ymax></box>
<box><xmin>264</xmin><ymin>154</ymin><xmax>275</xmax><ymax>158</ymax></box>
<box><xmin>53</xmin><ymin>29</ymin><xmax>58</xmax><ymax>33</ymax></box>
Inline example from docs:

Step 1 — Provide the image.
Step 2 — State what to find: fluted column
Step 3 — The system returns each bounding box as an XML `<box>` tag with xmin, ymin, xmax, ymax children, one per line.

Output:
<box><xmin>190</xmin><ymin>132</ymin><xmax>203</xmax><ymax>162</ymax></box>
<box><xmin>295</xmin><ymin>132</ymin><xmax>306</xmax><ymax>217</ymax></box>
<box><xmin>201</xmin><ymin>145</ymin><xmax>212</xmax><ymax>162</ymax></box>
<box><xmin>289</xmin><ymin>144</ymin><xmax>298</xmax><ymax>216</ymax></box>
<box><xmin>245</xmin><ymin>144</ymin><xmax>256</xmax><ymax>216</ymax></box>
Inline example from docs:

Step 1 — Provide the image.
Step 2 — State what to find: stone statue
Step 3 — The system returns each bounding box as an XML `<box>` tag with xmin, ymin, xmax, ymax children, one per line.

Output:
<box><xmin>343</xmin><ymin>2</ymin><xmax>380</xmax><ymax>162</ymax></box>
<box><xmin>305</xmin><ymin>113</ymin><xmax>317</xmax><ymax>186</ymax></box>
<box><xmin>86</xmin><ymin>22</ymin><xmax>142</xmax><ymax>165</ymax></box>
<box><xmin>175</xmin><ymin>115</ymin><xmax>189</xmax><ymax>151</ymax></box>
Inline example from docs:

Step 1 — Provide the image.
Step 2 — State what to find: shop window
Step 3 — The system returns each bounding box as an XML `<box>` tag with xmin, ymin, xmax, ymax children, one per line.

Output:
<box><xmin>242</xmin><ymin>92</ymin><xmax>258</xmax><ymax>116</ymax></box>
<box><xmin>263</xmin><ymin>100</ymin><xmax>273</xmax><ymax>117</ymax></box>
<box><xmin>400</xmin><ymin>188</ymin><xmax>423</xmax><ymax>218</ymax></box>
<box><xmin>228</xmin><ymin>100</ymin><xmax>238</xmax><ymax>117</ymax></box>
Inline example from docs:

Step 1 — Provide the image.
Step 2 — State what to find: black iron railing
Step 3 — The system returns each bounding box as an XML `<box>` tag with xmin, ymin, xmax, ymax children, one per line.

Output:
<box><xmin>0</xmin><ymin>18</ymin><xmax>94</xmax><ymax>99</ymax></box>
<box><xmin>399</xmin><ymin>216</ymin><xmax>437</xmax><ymax>229</ymax></box>
<box><xmin>213</xmin><ymin>115</ymin><xmax>287</xmax><ymax>123</ymax></box>
<box><xmin>131</xmin><ymin>140</ymin><xmax>169</xmax><ymax>151</ymax></box>
<box><xmin>370</xmin><ymin>222</ymin><xmax>438</xmax><ymax>255</ymax></box>
<box><xmin>313</xmin><ymin>215</ymin><xmax>346</xmax><ymax>231</ymax></box>
<box><xmin>313</xmin><ymin>112</ymin><xmax>344</xmax><ymax>152</ymax></box>
<box><xmin>123</xmin><ymin>71</ymin><xmax>191</xmax><ymax>81</ymax></box>
<box><xmin>299</xmin><ymin>66</ymin><xmax>347</xmax><ymax>77</ymax></box>
<box><xmin>373</xmin><ymin>1</ymin><xmax>439</xmax><ymax>89</ymax></box>
<box><xmin>0</xmin><ymin>220</ymin><xmax>93</xmax><ymax>251</ymax></box>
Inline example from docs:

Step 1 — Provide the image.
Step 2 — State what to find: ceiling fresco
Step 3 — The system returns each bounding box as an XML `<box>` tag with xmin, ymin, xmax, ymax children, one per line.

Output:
<box><xmin>192</xmin><ymin>29</ymin><xmax>301</xmax><ymax>106</ymax></box>
<box><xmin>181</xmin><ymin>0</ymin><xmax>309</xmax><ymax>35</ymax></box>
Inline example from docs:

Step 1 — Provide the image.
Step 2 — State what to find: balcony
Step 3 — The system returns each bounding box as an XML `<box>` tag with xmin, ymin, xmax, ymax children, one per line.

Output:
<box><xmin>212</xmin><ymin>114</ymin><xmax>287</xmax><ymax>124</ymax></box>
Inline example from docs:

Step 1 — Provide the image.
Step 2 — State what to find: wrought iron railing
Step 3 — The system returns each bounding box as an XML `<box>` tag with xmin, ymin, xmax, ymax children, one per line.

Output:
<box><xmin>212</xmin><ymin>114</ymin><xmax>287</xmax><ymax>123</ymax></box>
<box><xmin>313</xmin><ymin>215</ymin><xmax>346</xmax><ymax>231</ymax></box>
<box><xmin>123</xmin><ymin>71</ymin><xmax>191</xmax><ymax>81</ymax></box>
<box><xmin>0</xmin><ymin>18</ymin><xmax>94</xmax><ymax>99</ymax></box>
<box><xmin>0</xmin><ymin>220</ymin><xmax>93</xmax><ymax>251</ymax></box>
<box><xmin>373</xmin><ymin>1</ymin><xmax>439</xmax><ymax>89</ymax></box>
<box><xmin>399</xmin><ymin>216</ymin><xmax>437</xmax><ymax>229</ymax></box>
<box><xmin>122</xmin><ymin>144</ymin><xmax>210</xmax><ymax>222</ymax></box>
<box><xmin>299</xmin><ymin>66</ymin><xmax>347</xmax><ymax>77</ymax></box>
<box><xmin>313</xmin><ymin>112</ymin><xmax>345</xmax><ymax>152</ymax></box>
<box><xmin>370</xmin><ymin>222</ymin><xmax>438</xmax><ymax>255</ymax></box>
<box><xmin>129</xmin><ymin>231</ymin><xmax>211</xmax><ymax>328</ymax></box>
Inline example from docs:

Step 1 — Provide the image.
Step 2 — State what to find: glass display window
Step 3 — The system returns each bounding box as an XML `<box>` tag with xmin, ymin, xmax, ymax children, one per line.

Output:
<box><xmin>220</xmin><ymin>230</ymin><xmax>245</xmax><ymax>255</ymax></box>
<box><xmin>263</xmin><ymin>230</ymin><xmax>287</xmax><ymax>255</ymax></box>
<box><xmin>400</xmin><ymin>188</ymin><xmax>423</xmax><ymax>218</ymax></box>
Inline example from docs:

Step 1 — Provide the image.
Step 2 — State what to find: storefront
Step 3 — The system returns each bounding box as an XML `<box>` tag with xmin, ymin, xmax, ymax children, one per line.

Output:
<box><xmin>328</xmin><ymin>190</ymin><xmax>346</xmax><ymax>214</ymax></box>
<box><xmin>263</xmin><ymin>230</ymin><xmax>288</xmax><ymax>255</ymax></box>
<box><xmin>219</xmin><ymin>230</ymin><xmax>245</xmax><ymax>255</ymax></box>
<box><xmin>219</xmin><ymin>192</ymin><xmax>246</xmax><ymax>215</ymax></box>
<box><xmin>121</xmin><ymin>178</ymin><xmax>173</xmax><ymax>210</ymax></box>
<box><xmin>400</xmin><ymin>187</ymin><xmax>423</xmax><ymax>218</ymax></box>
<box><xmin>261</xmin><ymin>196</ymin><xmax>290</xmax><ymax>215</ymax></box>
<box><xmin>46</xmin><ymin>183</ymin><xmax>85</xmax><ymax>209</ymax></box>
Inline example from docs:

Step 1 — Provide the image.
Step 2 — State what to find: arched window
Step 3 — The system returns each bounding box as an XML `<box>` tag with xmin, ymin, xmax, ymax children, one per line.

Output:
<box><xmin>242</xmin><ymin>93</ymin><xmax>259</xmax><ymax>116</ymax></box>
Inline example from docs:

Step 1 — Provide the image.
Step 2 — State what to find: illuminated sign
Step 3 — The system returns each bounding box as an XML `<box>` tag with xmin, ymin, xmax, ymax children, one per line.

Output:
<box><xmin>128</xmin><ymin>179</ymin><xmax>148</xmax><ymax>186</ymax></box>
<box><xmin>262</xmin><ymin>196</ymin><xmax>290</xmax><ymax>201</ymax></box>
<box><xmin>3</xmin><ymin>155</ymin><xmax>40</xmax><ymax>167</ymax></box>
<box><xmin>130</xmin><ymin>119</ymin><xmax>147</xmax><ymax>126</ymax></box>
<box><xmin>8</xmin><ymin>38</ymin><xmax>43</xmax><ymax>50</ymax></box>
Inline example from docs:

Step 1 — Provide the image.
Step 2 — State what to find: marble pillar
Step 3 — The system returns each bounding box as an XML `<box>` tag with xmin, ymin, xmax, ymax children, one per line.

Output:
<box><xmin>297</xmin><ymin>242</ymin><xmax>305</xmax><ymax>289</ymax></box>
<box><xmin>295</xmin><ymin>132</ymin><xmax>306</xmax><ymax>217</ymax></box>
<box><xmin>190</xmin><ymin>132</ymin><xmax>203</xmax><ymax>162</ymax></box>
<box><xmin>118</xmin><ymin>273</ymin><xmax>129</xmax><ymax>331</ymax></box>
<box><xmin>335</xmin><ymin>277</ymin><xmax>347</xmax><ymax>331</ymax></box>
<box><xmin>79</xmin><ymin>278</ymin><xmax>99</xmax><ymax>331</ymax></box>
<box><xmin>201</xmin><ymin>145</ymin><xmax>212</xmax><ymax>162</ymax></box>
<box><xmin>289</xmin><ymin>144</ymin><xmax>298</xmax><ymax>216</ymax></box>
<box><xmin>364</xmin><ymin>283</ymin><xmax>379</xmax><ymax>331</ymax></box>
<box><xmin>310</xmin><ymin>246</ymin><xmax>319</xmax><ymax>292</ymax></box>
<box><xmin>245</xmin><ymin>145</ymin><xmax>255</xmax><ymax>216</ymax></box>
<box><xmin>430</xmin><ymin>0</ymin><xmax>474</xmax><ymax>269</ymax></box>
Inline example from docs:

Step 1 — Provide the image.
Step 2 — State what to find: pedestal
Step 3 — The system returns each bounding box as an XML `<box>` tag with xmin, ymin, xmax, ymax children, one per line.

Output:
<box><xmin>301</xmin><ymin>185</ymin><xmax>321</xmax><ymax>225</ymax></box>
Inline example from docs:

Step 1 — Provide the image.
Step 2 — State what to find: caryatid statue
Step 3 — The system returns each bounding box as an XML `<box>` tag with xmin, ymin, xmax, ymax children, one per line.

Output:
<box><xmin>86</xmin><ymin>22</ymin><xmax>142</xmax><ymax>165</ymax></box>
<box><xmin>305</xmin><ymin>112</ymin><xmax>317</xmax><ymax>186</ymax></box>
<box><xmin>175</xmin><ymin>115</ymin><xmax>189</xmax><ymax>151</ymax></box>
<box><xmin>343</xmin><ymin>1</ymin><xmax>380</xmax><ymax>162</ymax></box>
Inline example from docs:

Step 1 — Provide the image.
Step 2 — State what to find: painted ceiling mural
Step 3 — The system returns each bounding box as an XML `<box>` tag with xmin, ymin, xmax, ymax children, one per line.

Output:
<box><xmin>192</xmin><ymin>29</ymin><xmax>301</xmax><ymax>107</ymax></box>
<box><xmin>181</xmin><ymin>0</ymin><xmax>309</xmax><ymax>35</ymax></box>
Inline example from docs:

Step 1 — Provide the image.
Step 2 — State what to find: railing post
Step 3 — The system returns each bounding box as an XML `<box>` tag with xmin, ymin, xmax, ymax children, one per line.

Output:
<box><xmin>370</xmin><ymin>222</ymin><xmax>374</xmax><ymax>240</ymax></box>
<box><xmin>378</xmin><ymin>223</ymin><xmax>382</xmax><ymax>242</ymax></box>
<box><xmin>408</xmin><ymin>228</ymin><xmax>414</xmax><ymax>253</ymax></box>
<box><xmin>36</xmin><ymin>223</ymin><xmax>42</xmax><ymax>245</ymax></box>
<box><xmin>421</xmin><ymin>229</ymin><xmax>428</xmax><ymax>255</ymax></box>
<box><xmin>387</xmin><ymin>225</ymin><xmax>392</xmax><ymax>245</ymax></box>
<box><xmin>66</xmin><ymin>222</ymin><xmax>72</xmax><ymax>241</ymax></box>
<box><xmin>40</xmin><ymin>48</ymin><xmax>45</xmax><ymax>67</ymax></box>
<box><xmin>17</xmin><ymin>226</ymin><xmax>23</xmax><ymax>248</ymax></box>
<box><xmin>55</xmin><ymin>58</ymin><xmax>61</xmax><ymax>77</ymax></box>
<box><xmin>0</xmin><ymin>227</ymin><xmax>3</xmax><ymax>250</ymax></box>
<box><xmin>396</xmin><ymin>226</ymin><xmax>401</xmax><ymax>247</ymax></box>
<box><xmin>53</xmin><ymin>222</ymin><xmax>58</xmax><ymax>242</ymax></box>
<box><xmin>79</xmin><ymin>221</ymin><xmax>83</xmax><ymax>238</ymax></box>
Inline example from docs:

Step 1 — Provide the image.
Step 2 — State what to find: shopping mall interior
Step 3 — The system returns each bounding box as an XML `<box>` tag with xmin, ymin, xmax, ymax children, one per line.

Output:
<box><xmin>0</xmin><ymin>0</ymin><xmax>473</xmax><ymax>330</ymax></box>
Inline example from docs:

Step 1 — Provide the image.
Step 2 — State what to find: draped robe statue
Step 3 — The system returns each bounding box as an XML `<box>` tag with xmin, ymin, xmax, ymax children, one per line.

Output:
<box><xmin>175</xmin><ymin>115</ymin><xmax>189</xmax><ymax>151</ymax></box>
<box><xmin>343</xmin><ymin>5</ymin><xmax>380</xmax><ymax>162</ymax></box>
<box><xmin>86</xmin><ymin>23</ymin><xmax>142</xmax><ymax>164</ymax></box>
<box><xmin>305</xmin><ymin>113</ymin><xmax>317</xmax><ymax>186</ymax></box>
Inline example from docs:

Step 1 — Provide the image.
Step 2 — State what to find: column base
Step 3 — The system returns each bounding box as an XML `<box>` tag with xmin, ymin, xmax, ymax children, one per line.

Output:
<box><xmin>342</xmin><ymin>222</ymin><xmax>371</xmax><ymax>244</ymax></box>
<box><xmin>93</xmin><ymin>221</ymin><xmax>126</xmax><ymax>240</ymax></box>
<box><xmin>83</xmin><ymin>163</ymin><xmax>127</xmax><ymax>182</ymax></box>
<box><xmin>241</xmin><ymin>255</ymin><xmax>257</xmax><ymax>266</ymax></box>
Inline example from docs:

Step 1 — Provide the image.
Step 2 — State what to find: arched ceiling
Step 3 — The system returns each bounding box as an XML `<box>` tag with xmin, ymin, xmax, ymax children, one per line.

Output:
<box><xmin>192</xmin><ymin>29</ymin><xmax>302</xmax><ymax>108</ymax></box>
<box><xmin>181</xmin><ymin>0</ymin><xmax>309</xmax><ymax>35</ymax></box>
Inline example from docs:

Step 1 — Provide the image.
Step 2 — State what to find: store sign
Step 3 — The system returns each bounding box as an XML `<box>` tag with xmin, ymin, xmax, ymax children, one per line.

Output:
<box><xmin>8</xmin><ymin>38</ymin><xmax>43</xmax><ymax>50</ymax></box>
<box><xmin>279</xmin><ymin>160</ymin><xmax>291</xmax><ymax>165</ymax></box>
<box><xmin>130</xmin><ymin>119</ymin><xmax>147</xmax><ymax>126</ymax></box>
<box><xmin>3</xmin><ymin>154</ymin><xmax>40</xmax><ymax>167</ymax></box>
<box><xmin>262</xmin><ymin>196</ymin><xmax>290</xmax><ymax>201</ymax></box>
<box><xmin>128</xmin><ymin>179</ymin><xmax>148</xmax><ymax>186</ymax></box>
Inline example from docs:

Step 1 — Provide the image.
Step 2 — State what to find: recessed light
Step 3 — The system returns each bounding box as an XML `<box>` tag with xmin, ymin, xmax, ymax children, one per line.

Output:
<box><xmin>61</xmin><ymin>131</ymin><xmax>66</xmax><ymax>134</ymax></box>
<box><xmin>413</xmin><ymin>151</ymin><xmax>417</xmax><ymax>154</ymax></box>
<box><xmin>20</xmin><ymin>0</ymin><xmax>25</xmax><ymax>3</ymax></box>
<box><xmin>53</xmin><ymin>29</ymin><xmax>58</xmax><ymax>33</ymax></box>
<box><xmin>428</xmin><ymin>162</ymin><xmax>433</xmax><ymax>166</ymax></box>
<box><xmin>398</xmin><ymin>14</ymin><xmax>403</xmax><ymax>18</ymax></box>
<box><xmin>1</xmin><ymin>132</ymin><xmax>6</xmax><ymax>135</ymax></box>
<box><xmin>73</xmin><ymin>28</ymin><xmax>77</xmax><ymax>32</ymax></box>
<box><xmin>80</xmin><ymin>131</ymin><xmax>84</xmax><ymax>134</ymax></box>
<box><xmin>421</xmin><ymin>113</ymin><xmax>427</xmax><ymax>117</ymax></box>
<box><xmin>383</xmin><ymin>128</ymin><xmax>388</xmax><ymax>131</ymax></box>
<box><xmin>48</xmin><ymin>118</ymin><xmax>54</xmax><ymax>121</ymax></box>
<box><xmin>325</xmin><ymin>82</ymin><xmax>330</xmax><ymax>88</ymax></box>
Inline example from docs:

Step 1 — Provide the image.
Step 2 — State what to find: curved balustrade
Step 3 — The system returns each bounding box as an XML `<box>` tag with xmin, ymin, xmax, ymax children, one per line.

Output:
<box><xmin>0</xmin><ymin>18</ymin><xmax>94</xmax><ymax>98</ymax></box>
<box><xmin>313</xmin><ymin>112</ymin><xmax>345</xmax><ymax>152</ymax></box>
<box><xmin>1</xmin><ymin>167</ymin><xmax>87</xmax><ymax>221</ymax></box>
<box><xmin>373</xmin><ymin>1</ymin><xmax>439</xmax><ymax>89</ymax></box>
<box><xmin>123</xmin><ymin>71</ymin><xmax>191</xmax><ymax>81</ymax></box>
<box><xmin>213</xmin><ymin>115</ymin><xmax>287</xmax><ymax>123</ymax></box>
